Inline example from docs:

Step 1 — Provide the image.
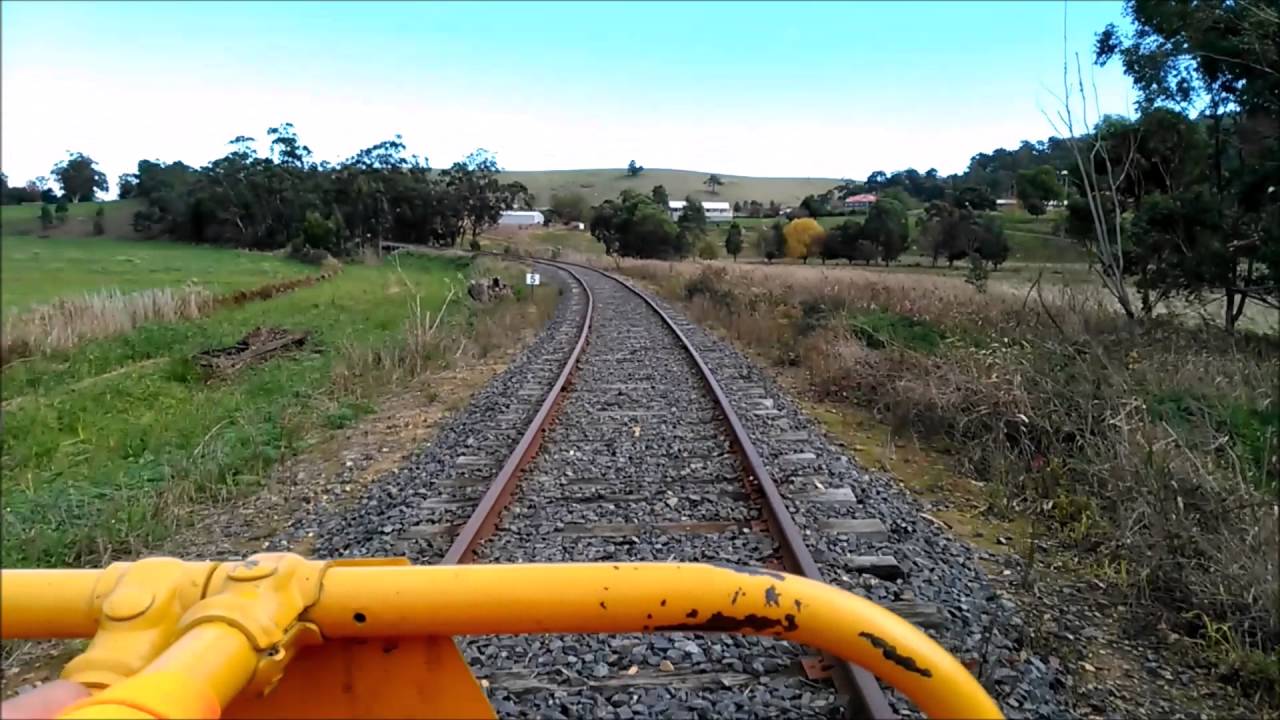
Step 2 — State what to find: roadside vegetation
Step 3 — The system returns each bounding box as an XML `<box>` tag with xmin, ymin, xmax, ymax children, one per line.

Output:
<box><xmin>0</xmin><ymin>251</ymin><xmax>555</xmax><ymax>569</ymax></box>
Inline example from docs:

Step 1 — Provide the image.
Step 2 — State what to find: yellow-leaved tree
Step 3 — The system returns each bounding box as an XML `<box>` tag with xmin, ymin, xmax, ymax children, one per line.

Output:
<box><xmin>783</xmin><ymin>218</ymin><xmax>824</xmax><ymax>263</ymax></box>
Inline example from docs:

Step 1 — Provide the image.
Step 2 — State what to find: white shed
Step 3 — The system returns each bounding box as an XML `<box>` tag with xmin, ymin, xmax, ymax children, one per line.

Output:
<box><xmin>498</xmin><ymin>210</ymin><xmax>545</xmax><ymax>226</ymax></box>
<box><xmin>667</xmin><ymin>200</ymin><xmax>733</xmax><ymax>223</ymax></box>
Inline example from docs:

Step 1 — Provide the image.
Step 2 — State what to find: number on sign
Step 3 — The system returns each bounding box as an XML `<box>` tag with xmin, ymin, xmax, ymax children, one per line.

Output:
<box><xmin>525</xmin><ymin>273</ymin><xmax>541</xmax><ymax>286</ymax></box>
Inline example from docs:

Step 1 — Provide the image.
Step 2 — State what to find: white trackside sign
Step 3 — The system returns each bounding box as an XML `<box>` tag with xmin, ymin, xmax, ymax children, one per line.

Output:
<box><xmin>525</xmin><ymin>272</ymin><xmax>541</xmax><ymax>286</ymax></box>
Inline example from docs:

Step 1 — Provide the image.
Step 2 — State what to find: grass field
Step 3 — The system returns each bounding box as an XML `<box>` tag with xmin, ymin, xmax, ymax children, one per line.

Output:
<box><xmin>0</xmin><ymin>253</ymin><xmax>481</xmax><ymax>568</ymax></box>
<box><xmin>0</xmin><ymin>199</ymin><xmax>143</xmax><ymax>237</ymax></box>
<box><xmin>1</xmin><ymin>235</ymin><xmax>312</xmax><ymax>315</ymax></box>
<box><xmin>500</xmin><ymin>168</ymin><xmax>840</xmax><ymax>207</ymax></box>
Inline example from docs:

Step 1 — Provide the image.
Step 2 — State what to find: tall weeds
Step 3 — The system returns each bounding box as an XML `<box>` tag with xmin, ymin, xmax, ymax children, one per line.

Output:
<box><xmin>1</xmin><ymin>270</ymin><xmax>340</xmax><ymax>366</ymax></box>
<box><xmin>331</xmin><ymin>257</ymin><xmax>558</xmax><ymax>397</ymax></box>
<box><xmin>1</xmin><ymin>287</ymin><xmax>215</xmax><ymax>364</ymax></box>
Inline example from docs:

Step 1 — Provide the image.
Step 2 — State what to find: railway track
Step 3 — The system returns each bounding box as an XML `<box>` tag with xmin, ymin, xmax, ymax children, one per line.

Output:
<box><xmin>317</xmin><ymin>258</ymin><xmax>946</xmax><ymax>718</ymax></box>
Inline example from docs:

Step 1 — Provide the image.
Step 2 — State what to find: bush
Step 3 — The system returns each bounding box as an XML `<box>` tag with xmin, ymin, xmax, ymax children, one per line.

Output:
<box><xmin>39</xmin><ymin>204</ymin><xmax>54</xmax><ymax>230</ymax></box>
<box><xmin>696</xmin><ymin>238</ymin><xmax>721</xmax><ymax>260</ymax></box>
<box><xmin>683</xmin><ymin>265</ymin><xmax>733</xmax><ymax>307</ymax></box>
<box><xmin>469</xmin><ymin>238</ymin><xmax>482</xmax><ymax>252</ymax></box>
<box><xmin>849</xmin><ymin>310</ymin><xmax>946</xmax><ymax>353</ymax></box>
<box><xmin>302</xmin><ymin>210</ymin><xmax>336</xmax><ymax>252</ymax></box>
<box><xmin>965</xmin><ymin>254</ymin><xmax>990</xmax><ymax>293</ymax></box>
<box><xmin>92</xmin><ymin>205</ymin><xmax>106</xmax><ymax>236</ymax></box>
<box><xmin>55</xmin><ymin>199</ymin><xmax>69</xmax><ymax>225</ymax></box>
<box><xmin>286</xmin><ymin>238</ymin><xmax>336</xmax><ymax>266</ymax></box>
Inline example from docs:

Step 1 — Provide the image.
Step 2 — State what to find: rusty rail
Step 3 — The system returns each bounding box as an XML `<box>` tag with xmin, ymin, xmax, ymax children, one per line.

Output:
<box><xmin>602</xmin><ymin>268</ymin><xmax>896</xmax><ymax>720</ymax></box>
<box><xmin>440</xmin><ymin>261</ymin><xmax>593</xmax><ymax>564</ymax></box>
<box><xmin>451</xmin><ymin>255</ymin><xmax>895</xmax><ymax>719</ymax></box>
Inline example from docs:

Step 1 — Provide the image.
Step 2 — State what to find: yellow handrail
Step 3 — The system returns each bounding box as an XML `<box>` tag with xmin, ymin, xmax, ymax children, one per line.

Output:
<box><xmin>1</xmin><ymin>559</ymin><xmax>1002</xmax><ymax>719</ymax></box>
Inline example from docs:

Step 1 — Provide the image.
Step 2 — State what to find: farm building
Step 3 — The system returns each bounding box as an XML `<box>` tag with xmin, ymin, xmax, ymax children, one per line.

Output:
<box><xmin>667</xmin><ymin>200</ymin><xmax>733</xmax><ymax>223</ymax></box>
<box><xmin>498</xmin><ymin>210</ymin><xmax>545</xmax><ymax>226</ymax></box>
<box><xmin>843</xmin><ymin>193</ymin><xmax>879</xmax><ymax>211</ymax></box>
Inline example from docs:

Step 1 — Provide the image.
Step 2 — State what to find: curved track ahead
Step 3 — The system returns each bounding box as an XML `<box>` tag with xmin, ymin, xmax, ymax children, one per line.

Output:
<box><xmin>444</xmin><ymin>260</ymin><xmax>895</xmax><ymax>719</ymax></box>
<box><xmin>315</xmin><ymin>256</ymin><xmax>912</xmax><ymax>717</ymax></box>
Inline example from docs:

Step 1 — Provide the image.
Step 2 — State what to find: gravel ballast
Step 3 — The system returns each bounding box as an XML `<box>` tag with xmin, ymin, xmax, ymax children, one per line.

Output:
<box><xmin>465</xmin><ymin>265</ymin><xmax>843</xmax><ymax>719</ymax></box>
<box><xmin>604</xmin><ymin>270</ymin><xmax>1069</xmax><ymax>720</ymax></box>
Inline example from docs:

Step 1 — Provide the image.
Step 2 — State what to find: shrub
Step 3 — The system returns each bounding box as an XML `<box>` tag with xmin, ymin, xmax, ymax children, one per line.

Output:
<box><xmin>301</xmin><ymin>210</ymin><xmax>336</xmax><ymax>252</ymax></box>
<box><xmin>696</xmin><ymin>238</ymin><xmax>721</xmax><ymax>260</ymax></box>
<box><xmin>55</xmin><ymin>199</ymin><xmax>69</xmax><ymax>225</ymax></box>
<box><xmin>965</xmin><ymin>254</ymin><xmax>990</xmax><ymax>293</ymax></box>
<box><xmin>93</xmin><ymin>205</ymin><xmax>106</xmax><ymax>236</ymax></box>
<box><xmin>849</xmin><ymin>310</ymin><xmax>945</xmax><ymax>353</ymax></box>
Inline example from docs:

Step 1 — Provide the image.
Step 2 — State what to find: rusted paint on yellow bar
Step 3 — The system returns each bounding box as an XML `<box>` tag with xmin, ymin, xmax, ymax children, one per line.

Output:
<box><xmin>309</xmin><ymin>562</ymin><xmax>1000</xmax><ymax>719</ymax></box>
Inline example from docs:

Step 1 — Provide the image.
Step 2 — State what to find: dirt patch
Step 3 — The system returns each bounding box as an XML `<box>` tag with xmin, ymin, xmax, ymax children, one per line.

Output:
<box><xmin>193</xmin><ymin>326</ymin><xmax>309</xmax><ymax>377</ymax></box>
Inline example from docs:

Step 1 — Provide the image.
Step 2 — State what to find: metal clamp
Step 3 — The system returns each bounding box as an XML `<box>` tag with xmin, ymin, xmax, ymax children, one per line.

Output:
<box><xmin>176</xmin><ymin>553</ymin><xmax>329</xmax><ymax>697</ymax></box>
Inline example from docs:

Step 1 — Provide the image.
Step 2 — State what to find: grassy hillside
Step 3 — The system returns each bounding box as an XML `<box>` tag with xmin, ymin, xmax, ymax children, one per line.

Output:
<box><xmin>1</xmin><ymin>235</ymin><xmax>310</xmax><ymax>316</ymax></box>
<box><xmin>0</xmin><ymin>199</ymin><xmax>143</xmax><ymax>237</ymax></box>
<box><xmin>500</xmin><ymin>168</ymin><xmax>841</xmax><ymax>207</ymax></box>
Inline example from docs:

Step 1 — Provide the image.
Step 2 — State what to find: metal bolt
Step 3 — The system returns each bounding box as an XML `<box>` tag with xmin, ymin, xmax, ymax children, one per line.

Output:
<box><xmin>103</xmin><ymin>588</ymin><xmax>154</xmax><ymax>621</ymax></box>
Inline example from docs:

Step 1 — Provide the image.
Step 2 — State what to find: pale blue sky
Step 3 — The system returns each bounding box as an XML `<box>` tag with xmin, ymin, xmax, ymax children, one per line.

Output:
<box><xmin>1</xmin><ymin>1</ymin><xmax>1135</xmax><ymax>193</ymax></box>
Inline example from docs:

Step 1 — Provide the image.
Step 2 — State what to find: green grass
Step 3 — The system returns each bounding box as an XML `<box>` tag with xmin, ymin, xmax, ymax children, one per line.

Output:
<box><xmin>0</xmin><ymin>199</ymin><xmax>143</xmax><ymax>236</ymax></box>
<box><xmin>1148</xmin><ymin>388</ymin><xmax>1279</xmax><ymax>492</ymax></box>
<box><xmin>527</xmin><ymin>229</ymin><xmax>607</xmax><ymax>255</ymax></box>
<box><xmin>0</xmin><ymin>254</ymin><xmax>471</xmax><ymax>568</ymax></box>
<box><xmin>995</xmin><ymin>207</ymin><xmax>1063</xmax><ymax>235</ymax></box>
<box><xmin>848</xmin><ymin>310</ymin><xmax>947</xmax><ymax>353</ymax></box>
<box><xmin>499</xmin><ymin>168</ymin><xmax>840</xmax><ymax>207</ymax></box>
<box><xmin>1</xmin><ymin>235</ymin><xmax>312</xmax><ymax>316</ymax></box>
<box><xmin>1005</xmin><ymin>231</ymin><xmax>1089</xmax><ymax>263</ymax></box>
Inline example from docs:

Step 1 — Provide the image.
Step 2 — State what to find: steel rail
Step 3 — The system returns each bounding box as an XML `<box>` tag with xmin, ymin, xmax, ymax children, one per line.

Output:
<box><xmin>451</xmin><ymin>255</ymin><xmax>895</xmax><ymax>719</ymax></box>
<box><xmin>440</xmin><ymin>261</ymin><xmax>593</xmax><ymax>564</ymax></box>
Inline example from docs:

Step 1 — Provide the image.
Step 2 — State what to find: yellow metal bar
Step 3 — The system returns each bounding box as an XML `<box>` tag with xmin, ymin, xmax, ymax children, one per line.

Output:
<box><xmin>308</xmin><ymin>563</ymin><xmax>1000</xmax><ymax>719</ymax></box>
<box><xmin>0</xmin><ymin>569</ymin><xmax>101</xmax><ymax>638</ymax></box>
<box><xmin>2</xmin><ymin>561</ymin><xmax>1002</xmax><ymax>719</ymax></box>
<box><xmin>144</xmin><ymin>623</ymin><xmax>258</xmax><ymax>707</ymax></box>
<box><xmin>57</xmin><ymin>624</ymin><xmax>257</xmax><ymax>719</ymax></box>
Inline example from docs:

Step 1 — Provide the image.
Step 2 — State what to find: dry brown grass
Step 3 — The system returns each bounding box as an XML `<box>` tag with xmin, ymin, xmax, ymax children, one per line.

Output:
<box><xmin>597</xmin><ymin>256</ymin><xmax>1279</xmax><ymax>703</ymax></box>
<box><xmin>0</xmin><ymin>269</ymin><xmax>341</xmax><ymax>366</ymax></box>
<box><xmin>331</xmin><ymin>257</ymin><xmax>558</xmax><ymax>397</ymax></box>
<box><xmin>1</xmin><ymin>286</ymin><xmax>215</xmax><ymax>364</ymax></box>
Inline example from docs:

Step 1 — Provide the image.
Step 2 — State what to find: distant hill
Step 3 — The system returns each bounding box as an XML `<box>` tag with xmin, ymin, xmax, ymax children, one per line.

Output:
<box><xmin>499</xmin><ymin>168</ymin><xmax>842</xmax><ymax>208</ymax></box>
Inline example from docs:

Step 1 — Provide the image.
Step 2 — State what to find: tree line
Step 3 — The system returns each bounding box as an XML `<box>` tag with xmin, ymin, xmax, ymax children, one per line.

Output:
<box><xmin>5</xmin><ymin>126</ymin><xmax>532</xmax><ymax>256</ymax></box>
<box><xmin>1</xmin><ymin>153</ymin><xmax>108</xmax><ymax>207</ymax></box>
<box><xmin>127</xmin><ymin>125</ymin><xmax>531</xmax><ymax>254</ymax></box>
<box><xmin>591</xmin><ymin>0</ymin><xmax>1278</xmax><ymax>333</ymax></box>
